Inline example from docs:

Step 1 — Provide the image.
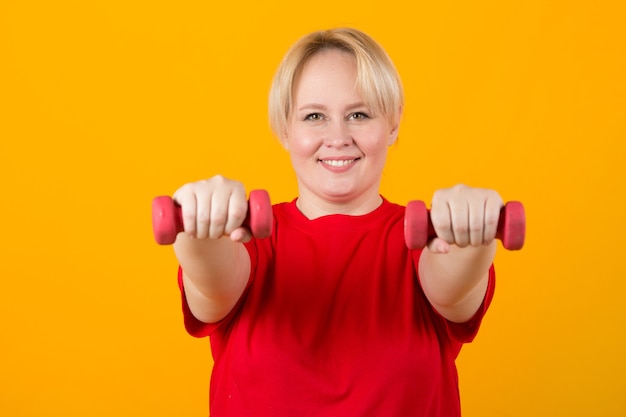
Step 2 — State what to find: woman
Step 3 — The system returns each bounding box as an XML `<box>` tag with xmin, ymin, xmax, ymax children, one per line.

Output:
<box><xmin>172</xmin><ymin>28</ymin><xmax>502</xmax><ymax>416</ymax></box>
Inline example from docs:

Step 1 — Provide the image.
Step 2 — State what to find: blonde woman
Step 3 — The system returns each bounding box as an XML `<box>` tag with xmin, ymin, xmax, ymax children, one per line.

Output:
<box><xmin>172</xmin><ymin>28</ymin><xmax>502</xmax><ymax>416</ymax></box>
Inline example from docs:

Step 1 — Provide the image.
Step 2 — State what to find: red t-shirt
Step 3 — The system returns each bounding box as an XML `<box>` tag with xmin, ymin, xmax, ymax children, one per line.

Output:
<box><xmin>179</xmin><ymin>198</ymin><xmax>495</xmax><ymax>416</ymax></box>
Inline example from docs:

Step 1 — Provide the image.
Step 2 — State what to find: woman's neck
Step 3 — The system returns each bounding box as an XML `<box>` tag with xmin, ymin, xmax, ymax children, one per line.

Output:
<box><xmin>295</xmin><ymin>192</ymin><xmax>383</xmax><ymax>219</ymax></box>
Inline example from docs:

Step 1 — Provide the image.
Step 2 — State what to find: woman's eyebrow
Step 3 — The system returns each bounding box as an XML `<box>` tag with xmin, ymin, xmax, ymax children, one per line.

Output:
<box><xmin>297</xmin><ymin>103</ymin><xmax>327</xmax><ymax>111</ymax></box>
<box><xmin>297</xmin><ymin>102</ymin><xmax>368</xmax><ymax>111</ymax></box>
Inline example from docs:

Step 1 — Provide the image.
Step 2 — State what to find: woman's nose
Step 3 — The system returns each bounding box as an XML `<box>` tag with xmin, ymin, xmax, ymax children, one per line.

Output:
<box><xmin>323</xmin><ymin>120</ymin><xmax>353</xmax><ymax>147</ymax></box>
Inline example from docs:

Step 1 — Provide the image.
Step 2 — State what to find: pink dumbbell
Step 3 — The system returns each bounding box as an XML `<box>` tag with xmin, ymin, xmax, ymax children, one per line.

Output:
<box><xmin>151</xmin><ymin>189</ymin><xmax>273</xmax><ymax>245</ymax></box>
<box><xmin>404</xmin><ymin>200</ymin><xmax>526</xmax><ymax>250</ymax></box>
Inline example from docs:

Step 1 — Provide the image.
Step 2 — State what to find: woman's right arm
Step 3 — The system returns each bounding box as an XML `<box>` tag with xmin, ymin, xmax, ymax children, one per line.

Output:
<box><xmin>172</xmin><ymin>176</ymin><xmax>253</xmax><ymax>324</ymax></box>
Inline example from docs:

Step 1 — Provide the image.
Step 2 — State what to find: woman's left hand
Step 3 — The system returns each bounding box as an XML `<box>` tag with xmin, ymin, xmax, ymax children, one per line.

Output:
<box><xmin>427</xmin><ymin>184</ymin><xmax>504</xmax><ymax>254</ymax></box>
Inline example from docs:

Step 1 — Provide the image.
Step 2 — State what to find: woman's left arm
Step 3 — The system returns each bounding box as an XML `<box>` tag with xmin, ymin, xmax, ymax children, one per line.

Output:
<box><xmin>418</xmin><ymin>184</ymin><xmax>502</xmax><ymax>323</ymax></box>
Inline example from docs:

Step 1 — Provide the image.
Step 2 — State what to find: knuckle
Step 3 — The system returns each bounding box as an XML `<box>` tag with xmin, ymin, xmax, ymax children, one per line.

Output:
<box><xmin>209</xmin><ymin>209</ymin><xmax>227</xmax><ymax>229</ymax></box>
<box><xmin>209</xmin><ymin>225</ymin><xmax>226</xmax><ymax>239</ymax></box>
<box><xmin>230</xmin><ymin>205</ymin><xmax>248</xmax><ymax>222</ymax></box>
<box><xmin>469</xmin><ymin>224</ymin><xmax>483</xmax><ymax>234</ymax></box>
<box><xmin>430</xmin><ymin>212</ymin><xmax>450</xmax><ymax>230</ymax></box>
<box><xmin>454</xmin><ymin>224</ymin><xmax>469</xmax><ymax>236</ymax></box>
<box><xmin>209</xmin><ymin>174</ymin><xmax>234</xmax><ymax>190</ymax></box>
<box><xmin>196</xmin><ymin>210</ymin><xmax>210</xmax><ymax>223</ymax></box>
<box><xmin>212</xmin><ymin>174</ymin><xmax>227</xmax><ymax>185</ymax></box>
<box><xmin>182</xmin><ymin>210</ymin><xmax>197</xmax><ymax>224</ymax></box>
<box><xmin>212</xmin><ymin>217</ymin><xmax>227</xmax><ymax>230</ymax></box>
<box><xmin>485</xmin><ymin>213</ymin><xmax>500</xmax><ymax>229</ymax></box>
<box><xmin>485</xmin><ymin>215</ymin><xmax>499</xmax><ymax>229</ymax></box>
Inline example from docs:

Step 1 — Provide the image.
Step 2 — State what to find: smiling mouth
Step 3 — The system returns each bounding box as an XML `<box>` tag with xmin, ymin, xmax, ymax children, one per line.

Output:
<box><xmin>319</xmin><ymin>158</ymin><xmax>359</xmax><ymax>167</ymax></box>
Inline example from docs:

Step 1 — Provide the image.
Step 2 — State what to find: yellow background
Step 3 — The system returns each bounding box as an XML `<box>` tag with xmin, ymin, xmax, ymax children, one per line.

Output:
<box><xmin>1</xmin><ymin>0</ymin><xmax>625</xmax><ymax>416</ymax></box>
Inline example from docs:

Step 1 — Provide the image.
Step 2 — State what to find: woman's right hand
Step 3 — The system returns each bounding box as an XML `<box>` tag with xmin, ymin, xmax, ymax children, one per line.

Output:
<box><xmin>172</xmin><ymin>175</ymin><xmax>252</xmax><ymax>242</ymax></box>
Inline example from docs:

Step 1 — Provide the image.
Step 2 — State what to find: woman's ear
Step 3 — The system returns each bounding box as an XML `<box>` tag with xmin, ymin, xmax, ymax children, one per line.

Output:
<box><xmin>388</xmin><ymin>106</ymin><xmax>403</xmax><ymax>145</ymax></box>
<box><xmin>388</xmin><ymin>124</ymin><xmax>399</xmax><ymax>145</ymax></box>
<box><xmin>276</xmin><ymin>121</ymin><xmax>290</xmax><ymax>150</ymax></box>
<box><xmin>279</xmin><ymin>132</ymin><xmax>289</xmax><ymax>150</ymax></box>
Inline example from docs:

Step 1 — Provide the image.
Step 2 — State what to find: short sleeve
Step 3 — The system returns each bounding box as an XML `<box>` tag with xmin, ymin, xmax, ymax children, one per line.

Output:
<box><xmin>444</xmin><ymin>264</ymin><xmax>496</xmax><ymax>343</ymax></box>
<box><xmin>177</xmin><ymin>240</ymin><xmax>260</xmax><ymax>338</ymax></box>
<box><xmin>178</xmin><ymin>266</ymin><xmax>218</xmax><ymax>337</ymax></box>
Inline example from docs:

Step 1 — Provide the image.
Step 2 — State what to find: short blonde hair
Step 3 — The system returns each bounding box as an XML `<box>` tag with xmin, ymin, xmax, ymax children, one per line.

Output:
<box><xmin>269</xmin><ymin>28</ymin><xmax>404</xmax><ymax>137</ymax></box>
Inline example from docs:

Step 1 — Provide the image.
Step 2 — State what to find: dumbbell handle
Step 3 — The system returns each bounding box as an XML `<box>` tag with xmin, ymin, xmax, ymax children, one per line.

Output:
<box><xmin>404</xmin><ymin>201</ymin><xmax>526</xmax><ymax>250</ymax></box>
<box><xmin>151</xmin><ymin>189</ymin><xmax>273</xmax><ymax>245</ymax></box>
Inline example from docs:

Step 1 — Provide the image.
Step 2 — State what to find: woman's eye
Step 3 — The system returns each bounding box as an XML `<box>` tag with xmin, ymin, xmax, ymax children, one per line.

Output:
<box><xmin>349</xmin><ymin>112</ymin><xmax>370</xmax><ymax>120</ymax></box>
<box><xmin>305</xmin><ymin>113</ymin><xmax>322</xmax><ymax>121</ymax></box>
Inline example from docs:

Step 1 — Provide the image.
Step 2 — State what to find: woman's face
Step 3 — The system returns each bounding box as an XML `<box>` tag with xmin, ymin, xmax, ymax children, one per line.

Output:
<box><xmin>283</xmin><ymin>49</ymin><xmax>400</xmax><ymax>216</ymax></box>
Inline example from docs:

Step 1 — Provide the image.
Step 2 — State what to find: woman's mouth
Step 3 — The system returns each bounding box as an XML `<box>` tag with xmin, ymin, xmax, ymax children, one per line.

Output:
<box><xmin>319</xmin><ymin>158</ymin><xmax>359</xmax><ymax>167</ymax></box>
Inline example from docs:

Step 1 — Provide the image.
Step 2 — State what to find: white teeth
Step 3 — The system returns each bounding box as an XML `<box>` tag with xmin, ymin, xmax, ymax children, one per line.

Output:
<box><xmin>321</xmin><ymin>159</ymin><xmax>355</xmax><ymax>167</ymax></box>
